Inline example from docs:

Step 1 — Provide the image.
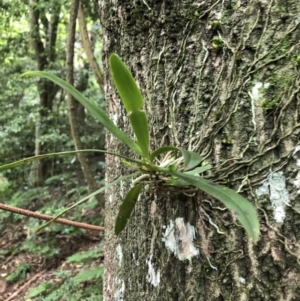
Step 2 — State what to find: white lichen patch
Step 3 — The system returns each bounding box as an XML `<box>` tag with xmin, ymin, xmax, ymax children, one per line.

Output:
<box><xmin>114</xmin><ymin>278</ymin><xmax>125</xmax><ymax>301</ymax></box>
<box><xmin>256</xmin><ymin>171</ymin><xmax>290</xmax><ymax>223</ymax></box>
<box><xmin>146</xmin><ymin>256</ymin><xmax>160</xmax><ymax>287</ymax></box>
<box><xmin>109</xmin><ymin>113</ymin><xmax>119</xmax><ymax>143</ymax></box>
<box><xmin>162</xmin><ymin>217</ymin><xmax>199</xmax><ymax>262</ymax></box>
<box><xmin>132</xmin><ymin>253</ymin><xmax>139</xmax><ymax>266</ymax></box>
<box><xmin>249</xmin><ymin>82</ymin><xmax>270</xmax><ymax>101</ymax></box>
<box><xmin>110</xmin><ymin>113</ymin><xmax>119</xmax><ymax>126</ymax></box>
<box><xmin>116</xmin><ymin>244</ymin><xmax>123</xmax><ymax>267</ymax></box>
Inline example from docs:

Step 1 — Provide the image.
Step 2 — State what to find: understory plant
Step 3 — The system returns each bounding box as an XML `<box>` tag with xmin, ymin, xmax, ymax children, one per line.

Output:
<box><xmin>18</xmin><ymin>54</ymin><xmax>260</xmax><ymax>242</ymax></box>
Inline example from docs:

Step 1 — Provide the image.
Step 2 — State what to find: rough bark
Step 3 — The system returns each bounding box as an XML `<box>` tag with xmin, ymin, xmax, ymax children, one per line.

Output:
<box><xmin>100</xmin><ymin>1</ymin><xmax>300</xmax><ymax>300</ymax></box>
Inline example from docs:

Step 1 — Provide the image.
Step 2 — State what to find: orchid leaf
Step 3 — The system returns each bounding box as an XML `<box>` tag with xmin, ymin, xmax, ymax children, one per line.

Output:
<box><xmin>0</xmin><ymin>149</ymin><xmax>144</xmax><ymax>172</ymax></box>
<box><xmin>180</xmin><ymin>148</ymin><xmax>204</xmax><ymax>170</ymax></box>
<box><xmin>185</xmin><ymin>165</ymin><xmax>212</xmax><ymax>175</ymax></box>
<box><xmin>35</xmin><ymin>172</ymin><xmax>140</xmax><ymax>233</ymax></box>
<box><xmin>109</xmin><ymin>53</ymin><xmax>144</xmax><ymax>112</ymax></box>
<box><xmin>115</xmin><ymin>184</ymin><xmax>143</xmax><ymax>235</ymax></box>
<box><xmin>109</xmin><ymin>54</ymin><xmax>150</xmax><ymax>158</ymax></box>
<box><xmin>128</xmin><ymin>111</ymin><xmax>150</xmax><ymax>158</ymax></box>
<box><xmin>22</xmin><ymin>71</ymin><xmax>143</xmax><ymax>156</ymax></box>
<box><xmin>166</xmin><ymin>165</ymin><xmax>212</xmax><ymax>186</ymax></box>
<box><xmin>164</xmin><ymin>170</ymin><xmax>260</xmax><ymax>242</ymax></box>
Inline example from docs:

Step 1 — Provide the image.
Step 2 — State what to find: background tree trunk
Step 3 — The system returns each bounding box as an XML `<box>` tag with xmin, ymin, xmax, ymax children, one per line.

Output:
<box><xmin>28</xmin><ymin>0</ymin><xmax>60</xmax><ymax>185</ymax></box>
<box><xmin>99</xmin><ymin>1</ymin><xmax>300</xmax><ymax>300</ymax></box>
<box><xmin>65</xmin><ymin>0</ymin><xmax>104</xmax><ymax>206</ymax></box>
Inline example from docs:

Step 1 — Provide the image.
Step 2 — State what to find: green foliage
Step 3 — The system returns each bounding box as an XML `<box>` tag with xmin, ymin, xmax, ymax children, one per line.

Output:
<box><xmin>21</xmin><ymin>238</ymin><xmax>60</xmax><ymax>257</ymax></box>
<box><xmin>109</xmin><ymin>54</ymin><xmax>150</xmax><ymax>158</ymax></box>
<box><xmin>26</xmin><ymin>265</ymin><xmax>104</xmax><ymax>301</ymax></box>
<box><xmin>73</xmin><ymin>266</ymin><xmax>104</xmax><ymax>283</ymax></box>
<box><xmin>109</xmin><ymin>54</ymin><xmax>144</xmax><ymax>112</ymax></box>
<box><xmin>0</xmin><ymin>187</ymin><xmax>49</xmax><ymax>226</ymax></box>
<box><xmin>23</xmin><ymin>71</ymin><xmax>142</xmax><ymax>156</ymax></box>
<box><xmin>26</xmin><ymin>282</ymin><xmax>53</xmax><ymax>298</ymax></box>
<box><xmin>35</xmin><ymin>171</ymin><xmax>139</xmax><ymax>233</ymax></box>
<box><xmin>0</xmin><ymin>4</ymin><xmax>104</xmax><ymax>299</ymax></box>
<box><xmin>6</xmin><ymin>263</ymin><xmax>31</xmax><ymax>283</ymax></box>
<box><xmin>211</xmin><ymin>36</ymin><xmax>225</xmax><ymax>51</ymax></box>
<box><xmin>0</xmin><ymin>173</ymin><xmax>10</xmax><ymax>192</ymax></box>
<box><xmin>211</xmin><ymin>20</ymin><xmax>221</xmax><ymax>30</ymax></box>
<box><xmin>165</xmin><ymin>170</ymin><xmax>260</xmax><ymax>241</ymax></box>
<box><xmin>66</xmin><ymin>244</ymin><xmax>103</xmax><ymax>263</ymax></box>
<box><xmin>21</xmin><ymin>54</ymin><xmax>260</xmax><ymax>243</ymax></box>
<box><xmin>262</xmin><ymin>99</ymin><xmax>278</xmax><ymax>110</ymax></box>
<box><xmin>115</xmin><ymin>184</ymin><xmax>142</xmax><ymax>235</ymax></box>
<box><xmin>3</xmin><ymin>169</ymin><xmax>105</xmax><ymax>299</ymax></box>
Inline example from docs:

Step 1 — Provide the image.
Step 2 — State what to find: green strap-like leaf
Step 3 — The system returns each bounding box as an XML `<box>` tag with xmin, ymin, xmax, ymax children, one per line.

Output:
<box><xmin>164</xmin><ymin>169</ymin><xmax>260</xmax><ymax>242</ymax></box>
<box><xmin>128</xmin><ymin>111</ymin><xmax>150</xmax><ymax>158</ymax></box>
<box><xmin>166</xmin><ymin>165</ymin><xmax>212</xmax><ymax>186</ymax></box>
<box><xmin>35</xmin><ymin>172</ymin><xmax>140</xmax><ymax>233</ymax></box>
<box><xmin>115</xmin><ymin>184</ymin><xmax>143</xmax><ymax>235</ymax></box>
<box><xmin>22</xmin><ymin>71</ymin><xmax>143</xmax><ymax>156</ymax></box>
<box><xmin>109</xmin><ymin>54</ymin><xmax>144</xmax><ymax>112</ymax></box>
<box><xmin>150</xmin><ymin>146</ymin><xmax>203</xmax><ymax>170</ymax></box>
<box><xmin>0</xmin><ymin>149</ymin><xmax>144</xmax><ymax>172</ymax></box>
<box><xmin>180</xmin><ymin>148</ymin><xmax>204</xmax><ymax>170</ymax></box>
<box><xmin>185</xmin><ymin>165</ymin><xmax>212</xmax><ymax>175</ymax></box>
<box><xmin>109</xmin><ymin>54</ymin><xmax>150</xmax><ymax>159</ymax></box>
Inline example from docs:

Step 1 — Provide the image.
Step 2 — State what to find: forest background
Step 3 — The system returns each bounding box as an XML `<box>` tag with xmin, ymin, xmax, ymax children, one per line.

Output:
<box><xmin>0</xmin><ymin>0</ymin><xmax>105</xmax><ymax>300</ymax></box>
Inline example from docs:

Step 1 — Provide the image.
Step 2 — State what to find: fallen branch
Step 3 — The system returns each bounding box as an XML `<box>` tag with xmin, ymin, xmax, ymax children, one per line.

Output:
<box><xmin>0</xmin><ymin>203</ymin><xmax>105</xmax><ymax>232</ymax></box>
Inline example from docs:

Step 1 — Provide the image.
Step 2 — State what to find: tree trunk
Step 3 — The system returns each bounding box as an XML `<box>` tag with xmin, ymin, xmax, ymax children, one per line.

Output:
<box><xmin>28</xmin><ymin>0</ymin><xmax>61</xmax><ymax>184</ymax></box>
<box><xmin>78</xmin><ymin>1</ymin><xmax>104</xmax><ymax>92</ymax></box>
<box><xmin>100</xmin><ymin>1</ymin><xmax>300</xmax><ymax>300</ymax></box>
<box><xmin>66</xmin><ymin>0</ymin><xmax>104</xmax><ymax>206</ymax></box>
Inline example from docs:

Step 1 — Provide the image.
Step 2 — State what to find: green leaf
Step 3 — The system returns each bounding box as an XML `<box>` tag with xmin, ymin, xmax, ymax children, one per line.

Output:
<box><xmin>0</xmin><ymin>149</ymin><xmax>144</xmax><ymax>172</ymax></box>
<box><xmin>150</xmin><ymin>146</ymin><xmax>178</xmax><ymax>162</ymax></box>
<box><xmin>150</xmin><ymin>146</ymin><xmax>203</xmax><ymax>170</ymax></box>
<box><xmin>185</xmin><ymin>165</ymin><xmax>212</xmax><ymax>175</ymax></box>
<box><xmin>166</xmin><ymin>165</ymin><xmax>212</xmax><ymax>186</ymax></box>
<box><xmin>35</xmin><ymin>172</ymin><xmax>141</xmax><ymax>233</ymax></box>
<box><xmin>115</xmin><ymin>184</ymin><xmax>143</xmax><ymax>235</ymax></box>
<box><xmin>109</xmin><ymin>54</ymin><xmax>150</xmax><ymax>158</ymax></box>
<box><xmin>180</xmin><ymin>149</ymin><xmax>204</xmax><ymax>170</ymax></box>
<box><xmin>128</xmin><ymin>111</ymin><xmax>149</xmax><ymax>158</ymax></box>
<box><xmin>164</xmin><ymin>170</ymin><xmax>260</xmax><ymax>242</ymax></box>
<box><xmin>22</xmin><ymin>71</ymin><xmax>143</xmax><ymax>156</ymax></box>
<box><xmin>109</xmin><ymin>54</ymin><xmax>144</xmax><ymax>112</ymax></box>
